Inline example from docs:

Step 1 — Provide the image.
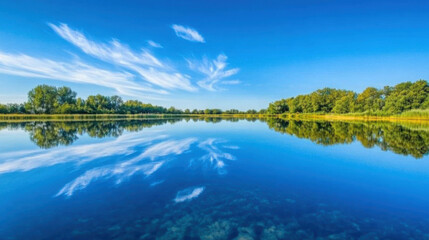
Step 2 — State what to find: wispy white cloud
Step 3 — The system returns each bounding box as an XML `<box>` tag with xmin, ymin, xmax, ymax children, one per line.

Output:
<box><xmin>0</xmin><ymin>22</ymin><xmax>240</xmax><ymax>96</ymax></box>
<box><xmin>221</xmin><ymin>80</ymin><xmax>241</xmax><ymax>85</ymax></box>
<box><xmin>174</xmin><ymin>186</ymin><xmax>205</xmax><ymax>203</ymax></box>
<box><xmin>0</xmin><ymin>51</ymin><xmax>168</xmax><ymax>97</ymax></box>
<box><xmin>188</xmin><ymin>54</ymin><xmax>239</xmax><ymax>91</ymax></box>
<box><xmin>49</xmin><ymin>23</ymin><xmax>162</xmax><ymax>67</ymax></box>
<box><xmin>222</xmin><ymin>145</ymin><xmax>240</xmax><ymax>149</ymax></box>
<box><xmin>171</xmin><ymin>24</ymin><xmax>205</xmax><ymax>43</ymax></box>
<box><xmin>49</xmin><ymin>23</ymin><xmax>197</xmax><ymax>92</ymax></box>
<box><xmin>147</xmin><ymin>40</ymin><xmax>163</xmax><ymax>48</ymax></box>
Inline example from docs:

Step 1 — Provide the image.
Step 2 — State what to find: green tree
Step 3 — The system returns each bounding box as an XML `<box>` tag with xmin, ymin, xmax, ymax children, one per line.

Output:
<box><xmin>56</xmin><ymin>87</ymin><xmax>77</xmax><ymax>105</ymax></box>
<box><xmin>355</xmin><ymin>87</ymin><xmax>384</xmax><ymax>113</ymax></box>
<box><xmin>26</xmin><ymin>85</ymin><xmax>58</xmax><ymax>114</ymax></box>
<box><xmin>383</xmin><ymin>80</ymin><xmax>428</xmax><ymax>113</ymax></box>
<box><xmin>110</xmin><ymin>95</ymin><xmax>123</xmax><ymax>112</ymax></box>
<box><xmin>0</xmin><ymin>104</ymin><xmax>7</xmax><ymax>114</ymax></box>
<box><xmin>267</xmin><ymin>99</ymin><xmax>289</xmax><ymax>114</ymax></box>
<box><xmin>332</xmin><ymin>92</ymin><xmax>356</xmax><ymax>114</ymax></box>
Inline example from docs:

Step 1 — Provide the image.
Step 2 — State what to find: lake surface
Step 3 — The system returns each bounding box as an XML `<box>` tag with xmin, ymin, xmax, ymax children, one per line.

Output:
<box><xmin>1</xmin><ymin>118</ymin><xmax>429</xmax><ymax>240</ymax></box>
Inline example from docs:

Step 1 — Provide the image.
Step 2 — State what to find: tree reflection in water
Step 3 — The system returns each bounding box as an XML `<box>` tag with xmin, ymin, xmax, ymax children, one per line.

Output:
<box><xmin>265</xmin><ymin>118</ymin><xmax>429</xmax><ymax>158</ymax></box>
<box><xmin>0</xmin><ymin>117</ymin><xmax>428</xmax><ymax>158</ymax></box>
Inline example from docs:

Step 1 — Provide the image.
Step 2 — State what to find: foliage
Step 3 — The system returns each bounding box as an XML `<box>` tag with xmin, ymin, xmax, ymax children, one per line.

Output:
<box><xmin>1</xmin><ymin>85</ymin><xmax>268</xmax><ymax>115</ymax></box>
<box><xmin>268</xmin><ymin>80</ymin><xmax>428</xmax><ymax>115</ymax></box>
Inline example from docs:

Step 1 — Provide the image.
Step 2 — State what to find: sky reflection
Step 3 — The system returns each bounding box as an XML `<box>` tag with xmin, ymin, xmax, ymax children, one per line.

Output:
<box><xmin>0</xmin><ymin>131</ymin><xmax>167</xmax><ymax>174</ymax></box>
<box><xmin>174</xmin><ymin>186</ymin><xmax>205</xmax><ymax>203</ymax></box>
<box><xmin>1</xmin><ymin>120</ymin><xmax>429</xmax><ymax>240</ymax></box>
<box><xmin>50</xmin><ymin>134</ymin><xmax>238</xmax><ymax>197</ymax></box>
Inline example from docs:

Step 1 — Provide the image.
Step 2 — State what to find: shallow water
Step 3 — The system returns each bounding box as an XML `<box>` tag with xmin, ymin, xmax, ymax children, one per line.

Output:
<box><xmin>1</xmin><ymin>118</ymin><xmax>429</xmax><ymax>239</ymax></box>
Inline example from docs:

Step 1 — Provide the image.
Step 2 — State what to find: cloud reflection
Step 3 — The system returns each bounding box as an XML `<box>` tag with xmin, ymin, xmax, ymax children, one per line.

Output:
<box><xmin>174</xmin><ymin>186</ymin><xmax>205</xmax><ymax>203</ymax></box>
<box><xmin>54</xmin><ymin>137</ymin><xmax>237</xmax><ymax>197</ymax></box>
<box><xmin>56</xmin><ymin>138</ymin><xmax>197</xmax><ymax>197</ymax></box>
<box><xmin>56</xmin><ymin>161</ymin><xmax>164</xmax><ymax>197</ymax></box>
<box><xmin>196</xmin><ymin>139</ymin><xmax>237</xmax><ymax>174</ymax></box>
<box><xmin>1</xmin><ymin>131</ymin><xmax>238</xmax><ymax>198</ymax></box>
<box><xmin>0</xmin><ymin>132</ymin><xmax>167</xmax><ymax>174</ymax></box>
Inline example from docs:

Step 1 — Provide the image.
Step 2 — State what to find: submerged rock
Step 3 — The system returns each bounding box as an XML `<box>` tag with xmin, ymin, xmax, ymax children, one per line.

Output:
<box><xmin>234</xmin><ymin>227</ymin><xmax>255</xmax><ymax>240</ymax></box>
<box><xmin>260</xmin><ymin>225</ymin><xmax>286</xmax><ymax>240</ymax></box>
<box><xmin>199</xmin><ymin>220</ymin><xmax>236</xmax><ymax>240</ymax></box>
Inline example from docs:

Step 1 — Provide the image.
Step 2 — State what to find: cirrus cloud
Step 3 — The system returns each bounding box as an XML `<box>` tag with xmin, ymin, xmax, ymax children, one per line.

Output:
<box><xmin>147</xmin><ymin>40</ymin><xmax>163</xmax><ymax>48</ymax></box>
<box><xmin>171</xmin><ymin>24</ymin><xmax>205</xmax><ymax>43</ymax></box>
<box><xmin>0</xmin><ymin>51</ymin><xmax>167</xmax><ymax>97</ymax></box>
<box><xmin>0</xmin><ymin>22</ymin><xmax>240</xmax><ymax>99</ymax></box>
<box><xmin>49</xmin><ymin>23</ymin><xmax>197</xmax><ymax>92</ymax></box>
<box><xmin>187</xmin><ymin>54</ymin><xmax>240</xmax><ymax>91</ymax></box>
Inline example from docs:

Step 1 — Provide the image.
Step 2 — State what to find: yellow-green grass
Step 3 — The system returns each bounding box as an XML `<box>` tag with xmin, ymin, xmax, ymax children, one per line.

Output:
<box><xmin>0</xmin><ymin>111</ymin><xmax>428</xmax><ymax>123</ymax></box>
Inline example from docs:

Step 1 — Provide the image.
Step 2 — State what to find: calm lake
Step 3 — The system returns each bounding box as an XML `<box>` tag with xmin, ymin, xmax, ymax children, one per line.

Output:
<box><xmin>1</xmin><ymin>118</ymin><xmax>429</xmax><ymax>240</ymax></box>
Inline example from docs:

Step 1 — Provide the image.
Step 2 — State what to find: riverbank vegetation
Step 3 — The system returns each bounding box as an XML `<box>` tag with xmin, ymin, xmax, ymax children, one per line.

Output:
<box><xmin>267</xmin><ymin>80</ymin><xmax>428</xmax><ymax>116</ymax></box>
<box><xmin>0</xmin><ymin>85</ymin><xmax>259</xmax><ymax>115</ymax></box>
<box><xmin>0</xmin><ymin>80</ymin><xmax>428</xmax><ymax>120</ymax></box>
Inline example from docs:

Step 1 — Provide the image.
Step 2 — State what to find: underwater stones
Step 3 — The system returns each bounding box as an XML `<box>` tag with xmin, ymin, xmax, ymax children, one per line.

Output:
<box><xmin>234</xmin><ymin>227</ymin><xmax>256</xmax><ymax>240</ymax></box>
<box><xmin>357</xmin><ymin>232</ymin><xmax>379</xmax><ymax>240</ymax></box>
<box><xmin>199</xmin><ymin>220</ymin><xmax>236</xmax><ymax>240</ymax></box>
<box><xmin>77</xmin><ymin>218</ymin><xmax>89</xmax><ymax>223</ymax></box>
<box><xmin>68</xmin><ymin>184</ymin><xmax>429</xmax><ymax>240</ymax></box>
<box><xmin>138</xmin><ymin>233</ymin><xmax>150</xmax><ymax>239</ymax></box>
<box><xmin>294</xmin><ymin>229</ymin><xmax>313</xmax><ymax>240</ymax></box>
<box><xmin>157</xmin><ymin>215</ymin><xmax>195</xmax><ymax>240</ymax></box>
<box><xmin>284</xmin><ymin>219</ymin><xmax>300</xmax><ymax>231</ymax></box>
<box><xmin>299</xmin><ymin>210</ymin><xmax>359</xmax><ymax>236</ymax></box>
<box><xmin>260</xmin><ymin>225</ymin><xmax>287</xmax><ymax>240</ymax></box>
<box><xmin>351</xmin><ymin>223</ymin><xmax>360</xmax><ymax>232</ymax></box>
<box><xmin>108</xmin><ymin>225</ymin><xmax>121</xmax><ymax>231</ymax></box>
<box><xmin>326</xmin><ymin>232</ymin><xmax>353</xmax><ymax>240</ymax></box>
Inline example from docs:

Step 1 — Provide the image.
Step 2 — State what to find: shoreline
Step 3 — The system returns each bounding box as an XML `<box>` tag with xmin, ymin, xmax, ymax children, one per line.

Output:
<box><xmin>0</xmin><ymin>113</ymin><xmax>428</xmax><ymax>122</ymax></box>
<box><xmin>274</xmin><ymin>113</ymin><xmax>429</xmax><ymax>123</ymax></box>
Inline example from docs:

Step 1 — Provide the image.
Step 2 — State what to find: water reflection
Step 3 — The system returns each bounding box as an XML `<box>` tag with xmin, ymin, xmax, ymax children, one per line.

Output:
<box><xmin>0</xmin><ymin>119</ymin><xmax>182</xmax><ymax>148</ymax></box>
<box><xmin>0</xmin><ymin>132</ymin><xmax>167</xmax><ymax>174</ymax></box>
<box><xmin>55</xmin><ymin>136</ymin><xmax>201</xmax><ymax>197</ymax></box>
<box><xmin>1</xmin><ymin>118</ymin><xmax>429</xmax><ymax>239</ymax></box>
<box><xmin>174</xmin><ymin>186</ymin><xmax>205</xmax><ymax>203</ymax></box>
<box><xmin>2</xmin><ymin>118</ymin><xmax>427</xmax><ymax>158</ymax></box>
<box><xmin>55</xmin><ymin>136</ymin><xmax>236</xmax><ymax>197</ymax></box>
<box><xmin>195</xmin><ymin>139</ymin><xmax>238</xmax><ymax>175</ymax></box>
<box><xmin>265</xmin><ymin>118</ymin><xmax>429</xmax><ymax>158</ymax></box>
<box><xmin>0</xmin><ymin>124</ymin><xmax>237</xmax><ymax>198</ymax></box>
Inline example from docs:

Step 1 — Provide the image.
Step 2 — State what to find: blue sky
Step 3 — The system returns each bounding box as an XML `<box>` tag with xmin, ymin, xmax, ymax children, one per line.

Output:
<box><xmin>1</xmin><ymin>0</ymin><xmax>429</xmax><ymax>110</ymax></box>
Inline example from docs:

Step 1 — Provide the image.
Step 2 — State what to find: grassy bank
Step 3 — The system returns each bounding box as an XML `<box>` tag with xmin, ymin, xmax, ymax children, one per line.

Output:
<box><xmin>0</xmin><ymin>110</ymin><xmax>428</xmax><ymax>122</ymax></box>
<box><xmin>0</xmin><ymin>113</ymin><xmax>264</xmax><ymax>122</ymax></box>
<box><xmin>276</xmin><ymin>109</ymin><xmax>429</xmax><ymax>122</ymax></box>
<box><xmin>0</xmin><ymin>113</ymin><xmax>180</xmax><ymax>121</ymax></box>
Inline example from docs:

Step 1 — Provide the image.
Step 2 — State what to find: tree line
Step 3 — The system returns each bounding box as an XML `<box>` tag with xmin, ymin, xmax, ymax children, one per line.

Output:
<box><xmin>0</xmin><ymin>85</ymin><xmax>260</xmax><ymax>115</ymax></box>
<box><xmin>2</xmin><ymin>80</ymin><xmax>427</xmax><ymax>115</ymax></box>
<box><xmin>267</xmin><ymin>80</ymin><xmax>429</xmax><ymax>115</ymax></box>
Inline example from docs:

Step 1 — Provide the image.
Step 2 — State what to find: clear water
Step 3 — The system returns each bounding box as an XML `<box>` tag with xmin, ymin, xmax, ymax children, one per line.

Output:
<box><xmin>1</xmin><ymin>118</ymin><xmax>429</xmax><ymax>240</ymax></box>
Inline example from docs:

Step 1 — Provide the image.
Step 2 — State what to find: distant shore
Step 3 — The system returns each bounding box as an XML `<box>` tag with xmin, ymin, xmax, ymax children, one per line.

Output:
<box><xmin>0</xmin><ymin>113</ymin><xmax>428</xmax><ymax>123</ymax></box>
